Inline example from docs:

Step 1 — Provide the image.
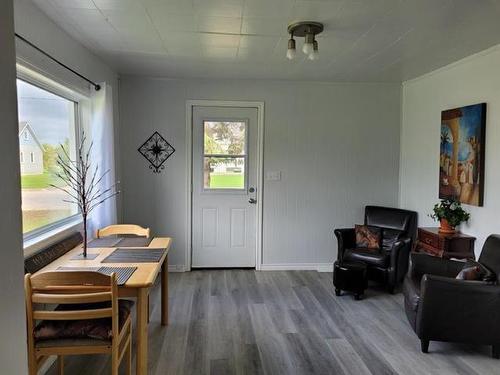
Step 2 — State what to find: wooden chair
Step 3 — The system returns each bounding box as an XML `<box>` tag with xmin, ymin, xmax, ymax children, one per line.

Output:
<box><xmin>96</xmin><ymin>224</ymin><xmax>151</xmax><ymax>239</ymax></box>
<box><xmin>25</xmin><ymin>272</ymin><xmax>132</xmax><ymax>375</ymax></box>
<box><xmin>96</xmin><ymin>224</ymin><xmax>152</xmax><ymax>323</ymax></box>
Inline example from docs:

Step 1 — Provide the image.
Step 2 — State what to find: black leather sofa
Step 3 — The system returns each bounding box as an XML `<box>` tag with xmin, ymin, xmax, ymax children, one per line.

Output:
<box><xmin>335</xmin><ymin>206</ymin><xmax>418</xmax><ymax>293</ymax></box>
<box><xmin>403</xmin><ymin>235</ymin><xmax>500</xmax><ymax>358</ymax></box>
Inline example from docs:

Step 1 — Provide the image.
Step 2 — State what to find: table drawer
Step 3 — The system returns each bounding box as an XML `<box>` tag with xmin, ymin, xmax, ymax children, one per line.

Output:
<box><xmin>417</xmin><ymin>242</ymin><xmax>444</xmax><ymax>257</ymax></box>
<box><xmin>418</xmin><ymin>230</ymin><xmax>440</xmax><ymax>249</ymax></box>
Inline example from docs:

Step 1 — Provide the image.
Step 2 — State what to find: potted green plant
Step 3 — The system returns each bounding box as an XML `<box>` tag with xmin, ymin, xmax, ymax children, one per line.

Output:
<box><xmin>430</xmin><ymin>198</ymin><xmax>470</xmax><ymax>234</ymax></box>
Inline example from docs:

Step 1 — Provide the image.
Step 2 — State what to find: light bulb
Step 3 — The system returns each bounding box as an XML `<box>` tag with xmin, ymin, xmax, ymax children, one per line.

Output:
<box><xmin>286</xmin><ymin>37</ymin><xmax>296</xmax><ymax>60</ymax></box>
<box><xmin>308</xmin><ymin>40</ymin><xmax>319</xmax><ymax>60</ymax></box>
<box><xmin>303</xmin><ymin>33</ymin><xmax>314</xmax><ymax>55</ymax></box>
<box><xmin>308</xmin><ymin>51</ymin><xmax>319</xmax><ymax>60</ymax></box>
<box><xmin>302</xmin><ymin>42</ymin><xmax>313</xmax><ymax>55</ymax></box>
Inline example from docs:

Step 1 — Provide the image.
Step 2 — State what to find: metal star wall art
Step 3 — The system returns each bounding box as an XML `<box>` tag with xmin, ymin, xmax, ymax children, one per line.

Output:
<box><xmin>138</xmin><ymin>131</ymin><xmax>175</xmax><ymax>173</ymax></box>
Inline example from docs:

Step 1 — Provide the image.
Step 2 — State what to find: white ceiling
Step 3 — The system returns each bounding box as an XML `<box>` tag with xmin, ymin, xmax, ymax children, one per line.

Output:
<box><xmin>31</xmin><ymin>0</ymin><xmax>500</xmax><ymax>82</ymax></box>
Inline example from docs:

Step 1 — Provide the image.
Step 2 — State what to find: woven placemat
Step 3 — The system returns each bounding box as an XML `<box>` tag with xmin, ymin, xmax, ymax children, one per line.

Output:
<box><xmin>87</xmin><ymin>238</ymin><xmax>122</xmax><ymax>248</ymax></box>
<box><xmin>101</xmin><ymin>248</ymin><xmax>166</xmax><ymax>263</ymax></box>
<box><xmin>57</xmin><ymin>266</ymin><xmax>137</xmax><ymax>286</ymax></box>
<box><xmin>87</xmin><ymin>237</ymin><xmax>152</xmax><ymax>248</ymax></box>
<box><xmin>96</xmin><ymin>267</ymin><xmax>137</xmax><ymax>285</ymax></box>
<box><xmin>116</xmin><ymin>237</ymin><xmax>152</xmax><ymax>247</ymax></box>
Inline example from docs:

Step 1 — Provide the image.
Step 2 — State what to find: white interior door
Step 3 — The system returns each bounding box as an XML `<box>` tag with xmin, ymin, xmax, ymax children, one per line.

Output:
<box><xmin>192</xmin><ymin>106</ymin><xmax>258</xmax><ymax>268</ymax></box>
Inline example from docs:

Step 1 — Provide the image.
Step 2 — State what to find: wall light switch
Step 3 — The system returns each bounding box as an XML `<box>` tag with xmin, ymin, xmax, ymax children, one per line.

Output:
<box><xmin>266</xmin><ymin>171</ymin><xmax>281</xmax><ymax>181</ymax></box>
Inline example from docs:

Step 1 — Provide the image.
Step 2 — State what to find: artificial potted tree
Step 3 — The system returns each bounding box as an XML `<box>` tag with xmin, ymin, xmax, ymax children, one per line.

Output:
<box><xmin>430</xmin><ymin>198</ymin><xmax>470</xmax><ymax>234</ymax></box>
<box><xmin>50</xmin><ymin>134</ymin><xmax>119</xmax><ymax>258</ymax></box>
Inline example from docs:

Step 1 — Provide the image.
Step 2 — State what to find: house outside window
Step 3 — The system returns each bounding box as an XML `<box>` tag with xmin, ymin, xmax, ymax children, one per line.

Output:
<box><xmin>17</xmin><ymin>76</ymin><xmax>81</xmax><ymax>236</ymax></box>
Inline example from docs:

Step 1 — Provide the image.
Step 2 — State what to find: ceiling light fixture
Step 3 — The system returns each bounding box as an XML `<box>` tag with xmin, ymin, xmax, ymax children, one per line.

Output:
<box><xmin>286</xmin><ymin>21</ymin><xmax>324</xmax><ymax>61</ymax></box>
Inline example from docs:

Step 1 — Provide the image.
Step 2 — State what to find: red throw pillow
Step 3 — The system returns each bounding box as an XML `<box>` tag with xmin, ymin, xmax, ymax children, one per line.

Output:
<box><xmin>456</xmin><ymin>265</ymin><xmax>482</xmax><ymax>281</ymax></box>
<box><xmin>355</xmin><ymin>225</ymin><xmax>382</xmax><ymax>250</ymax></box>
<box><xmin>455</xmin><ymin>261</ymin><xmax>496</xmax><ymax>282</ymax></box>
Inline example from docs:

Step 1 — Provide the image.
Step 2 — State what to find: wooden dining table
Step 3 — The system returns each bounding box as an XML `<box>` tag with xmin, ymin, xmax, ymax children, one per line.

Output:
<box><xmin>33</xmin><ymin>237</ymin><xmax>172</xmax><ymax>375</ymax></box>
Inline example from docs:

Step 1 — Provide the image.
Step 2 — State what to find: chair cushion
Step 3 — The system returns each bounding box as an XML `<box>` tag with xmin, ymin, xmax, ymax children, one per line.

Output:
<box><xmin>343</xmin><ymin>248</ymin><xmax>390</xmax><ymax>268</ymax></box>
<box><xmin>355</xmin><ymin>225</ymin><xmax>382</xmax><ymax>250</ymax></box>
<box><xmin>34</xmin><ymin>300</ymin><xmax>134</xmax><ymax>343</ymax></box>
<box><xmin>36</xmin><ymin>338</ymin><xmax>112</xmax><ymax>348</ymax></box>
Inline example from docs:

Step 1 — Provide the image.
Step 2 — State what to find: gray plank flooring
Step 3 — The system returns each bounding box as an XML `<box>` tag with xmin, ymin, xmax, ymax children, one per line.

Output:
<box><xmin>47</xmin><ymin>270</ymin><xmax>500</xmax><ymax>375</ymax></box>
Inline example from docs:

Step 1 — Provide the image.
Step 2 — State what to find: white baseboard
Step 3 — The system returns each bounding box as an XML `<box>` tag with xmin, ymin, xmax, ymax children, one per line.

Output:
<box><xmin>174</xmin><ymin>263</ymin><xmax>334</xmax><ymax>272</ymax></box>
<box><xmin>260</xmin><ymin>263</ymin><xmax>333</xmax><ymax>272</ymax></box>
<box><xmin>168</xmin><ymin>264</ymin><xmax>186</xmax><ymax>272</ymax></box>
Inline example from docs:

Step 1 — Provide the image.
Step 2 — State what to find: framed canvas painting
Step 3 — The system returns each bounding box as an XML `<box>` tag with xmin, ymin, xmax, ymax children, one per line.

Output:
<box><xmin>439</xmin><ymin>103</ymin><xmax>486</xmax><ymax>206</ymax></box>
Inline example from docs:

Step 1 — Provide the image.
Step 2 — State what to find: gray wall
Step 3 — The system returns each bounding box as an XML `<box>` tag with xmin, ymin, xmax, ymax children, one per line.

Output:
<box><xmin>119</xmin><ymin>77</ymin><xmax>401</xmax><ymax>270</ymax></box>
<box><xmin>0</xmin><ymin>0</ymin><xmax>28</xmax><ymax>372</ymax></box>
<box><xmin>400</xmin><ymin>45</ymin><xmax>500</xmax><ymax>255</ymax></box>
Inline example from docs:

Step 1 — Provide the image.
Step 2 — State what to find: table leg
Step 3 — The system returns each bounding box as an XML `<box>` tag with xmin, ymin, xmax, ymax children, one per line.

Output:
<box><xmin>136</xmin><ymin>287</ymin><xmax>149</xmax><ymax>375</ymax></box>
<box><xmin>161</xmin><ymin>254</ymin><xmax>168</xmax><ymax>326</ymax></box>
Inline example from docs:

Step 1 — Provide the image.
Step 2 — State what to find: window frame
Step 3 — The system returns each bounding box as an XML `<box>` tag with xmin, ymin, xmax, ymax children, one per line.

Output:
<box><xmin>16</xmin><ymin>67</ymin><xmax>87</xmax><ymax>245</ymax></box>
<box><xmin>201</xmin><ymin>118</ymin><xmax>249</xmax><ymax>193</ymax></box>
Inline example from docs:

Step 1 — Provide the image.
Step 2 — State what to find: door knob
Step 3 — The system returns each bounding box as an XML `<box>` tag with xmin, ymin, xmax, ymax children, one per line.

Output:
<box><xmin>248</xmin><ymin>198</ymin><xmax>257</xmax><ymax>204</ymax></box>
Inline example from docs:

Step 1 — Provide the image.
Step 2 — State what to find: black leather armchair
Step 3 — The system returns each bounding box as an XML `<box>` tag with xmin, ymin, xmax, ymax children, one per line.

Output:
<box><xmin>335</xmin><ymin>206</ymin><xmax>418</xmax><ymax>293</ymax></box>
<box><xmin>403</xmin><ymin>235</ymin><xmax>500</xmax><ymax>358</ymax></box>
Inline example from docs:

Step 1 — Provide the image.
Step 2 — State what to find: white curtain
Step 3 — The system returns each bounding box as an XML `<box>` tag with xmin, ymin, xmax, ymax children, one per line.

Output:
<box><xmin>87</xmin><ymin>83</ymin><xmax>117</xmax><ymax>236</ymax></box>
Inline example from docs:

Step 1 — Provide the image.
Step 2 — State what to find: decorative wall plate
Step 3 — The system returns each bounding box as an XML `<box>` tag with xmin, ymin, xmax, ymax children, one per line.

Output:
<box><xmin>138</xmin><ymin>131</ymin><xmax>175</xmax><ymax>173</ymax></box>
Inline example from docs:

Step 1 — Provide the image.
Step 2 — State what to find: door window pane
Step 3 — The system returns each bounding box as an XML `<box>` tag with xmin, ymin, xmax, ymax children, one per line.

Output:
<box><xmin>204</xmin><ymin>121</ymin><xmax>246</xmax><ymax>155</ymax></box>
<box><xmin>203</xmin><ymin>120</ymin><xmax>247</xmax><ymax>190</ymax></box>
<box><xmin>204</xmin><ymin>157</ymin><xmax>245</xmax><ymax>189</ymax></box>
<box><xmin>17</xmin><ymin>79</ymin><xmax>78</xmax><ymax>234</ymax></box>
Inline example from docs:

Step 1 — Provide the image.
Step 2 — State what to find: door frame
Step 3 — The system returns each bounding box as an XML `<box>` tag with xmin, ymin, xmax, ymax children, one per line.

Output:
<box><xmin>185</xmin><ymin>100</ymin><xmax>265</xmax><ymax>271</ymax></box>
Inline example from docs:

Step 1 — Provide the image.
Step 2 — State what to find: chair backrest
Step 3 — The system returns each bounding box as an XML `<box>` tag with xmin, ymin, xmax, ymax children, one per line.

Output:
<box><xmin>364</xmin><ymin>205</ymin><xmax>418</xmax><ymax>242</ymax></box>
<box><xmin>96</xmin><ymin>224</ymin><xmax>150</xmax><ymax>239</ymax></box>
<box><xmin>25</xmin><ymin>272</ymin><xmax>119</xmax><ymax>346</ymax></box>
<box><xmin>479</xmin><ymin>235</ymin><xmax>500</xmax><ymax>282</ymax></box>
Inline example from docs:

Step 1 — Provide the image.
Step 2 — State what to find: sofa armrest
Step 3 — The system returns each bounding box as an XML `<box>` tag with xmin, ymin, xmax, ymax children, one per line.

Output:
<box><xmin>409</xmin><ymin>252</ymin><xmax>464</xmax><ymax>280</ymax></box>
<box><xmin>417</xmin><ymin>274</ymin><xmax>500</xmax><ymax>341</ymax></box>
<box><xmin>334</xmin><ymin>228</ymin><xmax>356</xmax><ymax>261</ymax></box>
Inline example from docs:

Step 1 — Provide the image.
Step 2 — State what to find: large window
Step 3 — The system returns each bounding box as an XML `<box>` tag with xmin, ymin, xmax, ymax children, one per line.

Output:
<box><xmin>17</xmin><ymin>78</ymin><xmax>79</xmax><ymax>235</ymax></box>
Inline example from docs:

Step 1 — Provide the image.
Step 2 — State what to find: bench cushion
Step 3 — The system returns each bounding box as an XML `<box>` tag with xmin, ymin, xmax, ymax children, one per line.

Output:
<box><xmin>25</xmin><ymin>232</ymin><xmax>83</xmax><ymax>274</ymax></box>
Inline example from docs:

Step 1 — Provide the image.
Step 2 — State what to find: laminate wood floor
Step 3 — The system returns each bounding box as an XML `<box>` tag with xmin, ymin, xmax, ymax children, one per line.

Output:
<box><xmin>47</xmin><ymin>270</ymin><xmax>500</xmax><ymax>375</ymax></box>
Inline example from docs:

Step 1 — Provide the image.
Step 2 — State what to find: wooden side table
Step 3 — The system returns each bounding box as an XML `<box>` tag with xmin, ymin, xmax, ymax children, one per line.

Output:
<box><xmin>415</xmin><ymin>227</ymin><xmax>476</xmax><ymax>260</ymax></box>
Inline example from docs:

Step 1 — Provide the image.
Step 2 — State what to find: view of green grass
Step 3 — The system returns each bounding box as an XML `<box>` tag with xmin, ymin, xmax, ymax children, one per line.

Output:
<box><xmin>209</xmin><ymin>173</ymin><xmax>244</xmax><ymax>189</ymax></box>
<box><xmin>21</xmin><ymin>173</ymin><xmax>62</xmax><ymax>189</ymax></box>
<box><xmin>22</xmin><ymin>209</ymin><xmax>72</xmax><ymax>233</ymax></box>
